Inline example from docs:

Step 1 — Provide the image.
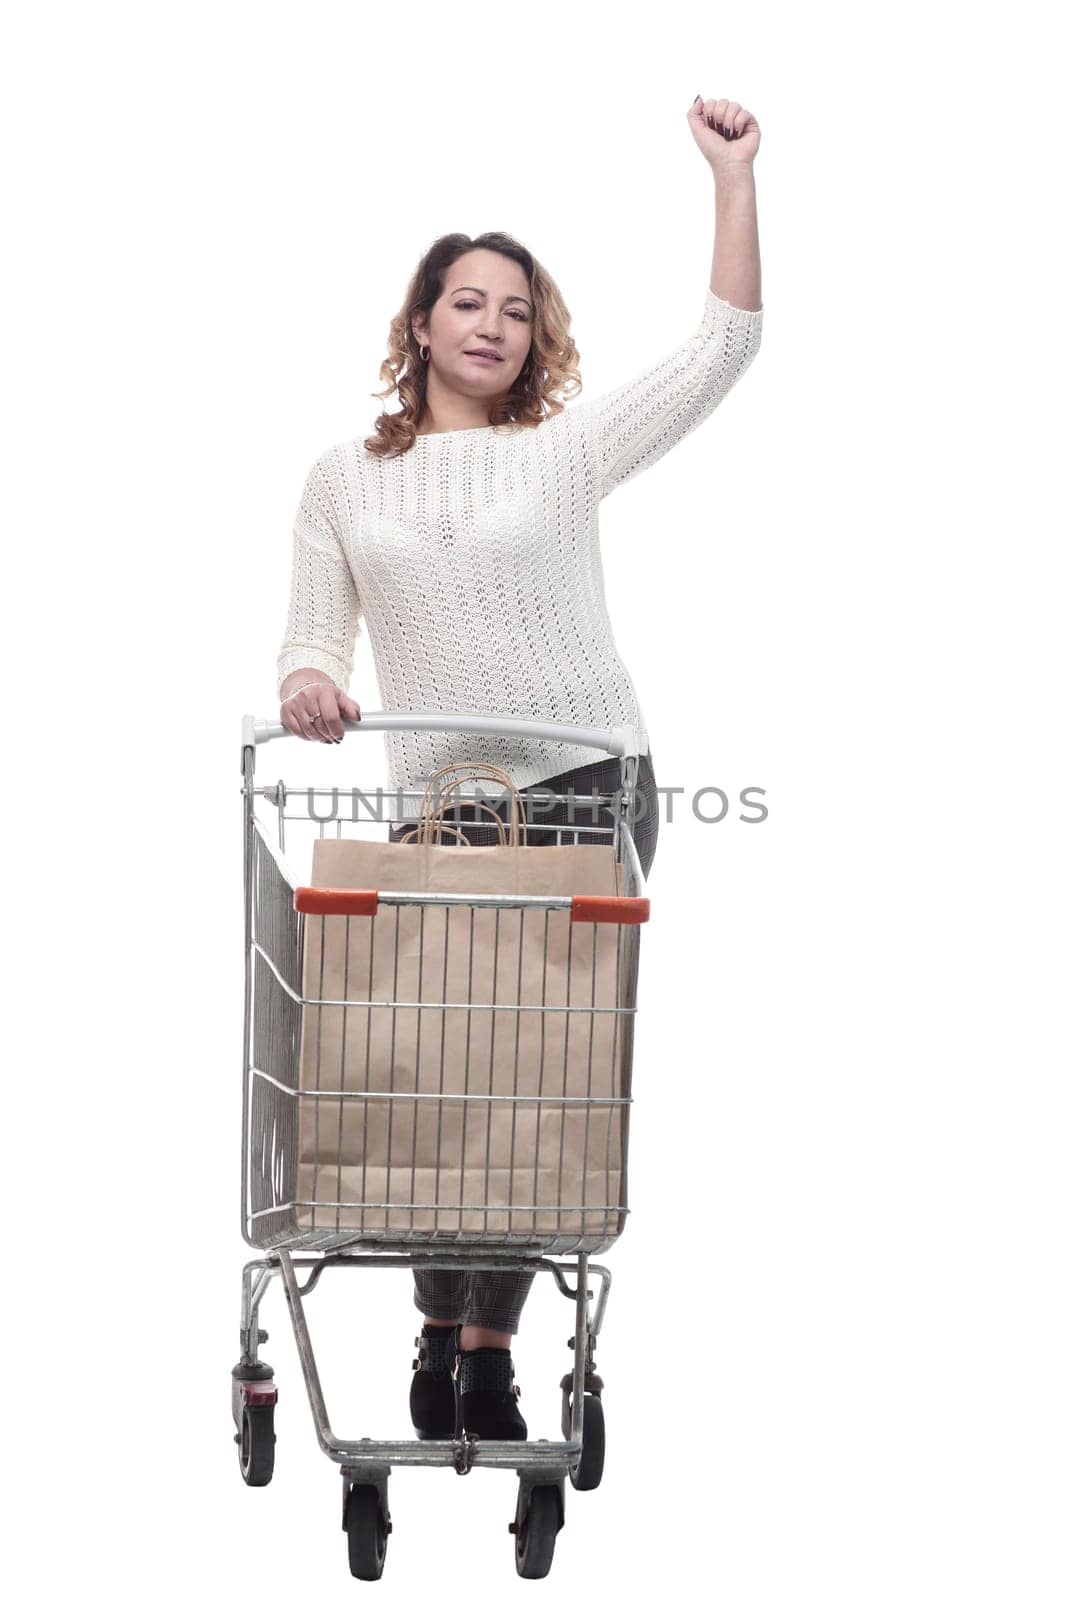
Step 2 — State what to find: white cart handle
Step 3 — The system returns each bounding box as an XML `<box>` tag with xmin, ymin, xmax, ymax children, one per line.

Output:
<box><xmin>242</xmin><ymin>710</ymin><xmax>647</xmax><ymax>762</ymax></box>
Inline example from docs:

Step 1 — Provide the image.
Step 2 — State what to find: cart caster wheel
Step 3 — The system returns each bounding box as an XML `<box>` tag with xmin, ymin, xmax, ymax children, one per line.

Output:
<box><xmin>563</xmin><ymin>1392</ymin><xmax>605</xmax><ymax>1491</ymax></box>
<box><xmin>236</xmin><ymin>1405</ymin><xmax>275</xmax><ymax>1487</ymax></box>
<box><xmin>344</xmin><ymin>1483</ymin><xmax>389</xmax><ymax>1581</ymax></box>
<box><xmin>513</xmin><ymin>1484</ymin><xmax>562</xmax><ymax>1579</ymax></box>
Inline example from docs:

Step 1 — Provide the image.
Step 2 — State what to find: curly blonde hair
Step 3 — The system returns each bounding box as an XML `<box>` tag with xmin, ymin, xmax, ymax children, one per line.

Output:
<box><xmin>363</xmin><ymin>231</ymin><xmax>584</xmax><ymax>459</ymax></box>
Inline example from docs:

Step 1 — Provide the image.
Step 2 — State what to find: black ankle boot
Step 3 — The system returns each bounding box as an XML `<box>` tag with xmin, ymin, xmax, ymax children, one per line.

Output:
<box><xmin>456</xmin><ymin>1339</ymin><xmax>528</xmax><ymax>1441</ymax></box>
<box><xmin>409</xmin><ymin>1321</ymin><xmax>460</xmax><ymax>1440</ymax></box>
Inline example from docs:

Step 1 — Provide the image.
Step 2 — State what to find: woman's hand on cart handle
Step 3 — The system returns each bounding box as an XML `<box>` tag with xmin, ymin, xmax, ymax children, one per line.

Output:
<box><xmin>279</xmin><ymin>674</ymin><xmax>361</xmax><ymax>743</ymax></box>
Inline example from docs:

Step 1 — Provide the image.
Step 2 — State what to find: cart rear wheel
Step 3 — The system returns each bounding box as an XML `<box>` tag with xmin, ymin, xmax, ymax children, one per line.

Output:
<box><xmin>237</xmin><ymin>1405</ymin><xmax>275</xmax><ymax>1487</ymax></box>
<box><xmin>344</xmin><ymin>1483</ymin><xmax>389</xmax><ymax>1581</ymax></box>
<box><xmin>514</xmin><ymin>1484</ymin><xmax>562</xmax><ymax>1579</ymax></box>
<box><xmin>565</xmin><ymin>1393</ymin><xmax>605</xmax><ymax>1491</ymax></box>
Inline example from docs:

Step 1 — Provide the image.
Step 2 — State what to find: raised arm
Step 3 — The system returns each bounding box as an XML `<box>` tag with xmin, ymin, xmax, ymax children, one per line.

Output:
<box><xmin>569</xmin><ymin>91</ymin><xmax>764</xmax><ymax>500</ymax></box>
<box><xmin>569</xmin><ymin>289</ymin><xmax>763</xmax><ymax>499</ymax></box>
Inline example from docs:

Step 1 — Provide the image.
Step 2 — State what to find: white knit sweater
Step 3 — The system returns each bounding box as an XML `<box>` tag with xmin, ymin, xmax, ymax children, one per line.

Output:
<box><xmin>277</xmin><ymin>289</ymin><xmax>763</xmax><ymax>817</ymax></box>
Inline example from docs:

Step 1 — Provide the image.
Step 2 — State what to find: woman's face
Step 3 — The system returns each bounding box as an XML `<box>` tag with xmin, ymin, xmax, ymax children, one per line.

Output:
<box><xmin>414</xmin><ymin>250</ymin><xmax>534</xmax><ymax>399</ymax></box>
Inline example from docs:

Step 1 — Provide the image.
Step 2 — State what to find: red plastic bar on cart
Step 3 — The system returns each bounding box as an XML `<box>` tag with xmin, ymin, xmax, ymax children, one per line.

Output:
<box><xmin>294</xmin><ymin>887</ymin><xmax>379</xmax><ymax>916</ymax></box>
<box><xmin>571</xmin><ymin>896</ymin><xmax>650</xmax><ymax>924</ymax></box>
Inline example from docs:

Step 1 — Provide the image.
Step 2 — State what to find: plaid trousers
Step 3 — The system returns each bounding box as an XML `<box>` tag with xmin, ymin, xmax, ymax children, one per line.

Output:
<box><xmin>392</xmin><ymin>749</ymin><xmax>659</xmax><ymax>1332</ymax></box>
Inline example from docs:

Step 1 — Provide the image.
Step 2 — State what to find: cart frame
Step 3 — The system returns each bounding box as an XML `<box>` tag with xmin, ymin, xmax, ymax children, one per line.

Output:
<box><xmin>234</xmin><ymin>710</ymin><xmax>652</xmax><ymax>1574</ymax></box>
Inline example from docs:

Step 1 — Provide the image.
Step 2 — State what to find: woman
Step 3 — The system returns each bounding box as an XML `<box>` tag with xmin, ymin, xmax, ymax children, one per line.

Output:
<box><xmin>276</xmin><ymin>93</ymin><xmax>764</xmax><ymax>1442</ymax></box>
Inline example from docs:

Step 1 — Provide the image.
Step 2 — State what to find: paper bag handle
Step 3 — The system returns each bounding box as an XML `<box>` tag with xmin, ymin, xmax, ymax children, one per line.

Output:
<box><xmin>403</xmin><ymin>760</ymin><xmax>529</xmax><ymax>848</ymax></box>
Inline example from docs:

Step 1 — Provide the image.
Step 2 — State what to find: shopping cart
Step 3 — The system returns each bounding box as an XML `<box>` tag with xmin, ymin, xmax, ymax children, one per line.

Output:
<box><xmin>235</xmin><ymin>710</ymin><xmax>651</xmax><ymax>1580</ymax></box>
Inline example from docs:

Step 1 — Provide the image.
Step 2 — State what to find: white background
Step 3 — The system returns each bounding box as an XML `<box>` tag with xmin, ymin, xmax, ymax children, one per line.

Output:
<box><xmin>6</xmin><ymin>1</ymin><xmax>1064</xmax><ymax>1593</ymax></box>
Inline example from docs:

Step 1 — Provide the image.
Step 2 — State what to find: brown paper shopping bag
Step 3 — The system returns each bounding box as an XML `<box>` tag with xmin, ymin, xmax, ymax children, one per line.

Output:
<box><xmin>294</xmin><ymin>762</ymin><xmax>639</xmax><ymax>1242</ymax></box>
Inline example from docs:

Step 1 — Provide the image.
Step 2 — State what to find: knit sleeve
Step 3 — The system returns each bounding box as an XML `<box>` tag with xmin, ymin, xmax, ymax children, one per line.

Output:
<box><xmin>275</xmin><ymin>454</ymin><xmax>363</xmax><ymax>696</ymax></box>
<box><xmin>569</xmin><ymin>290</ymin><xmax>763</xmax><ymax>500</ymax></box>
